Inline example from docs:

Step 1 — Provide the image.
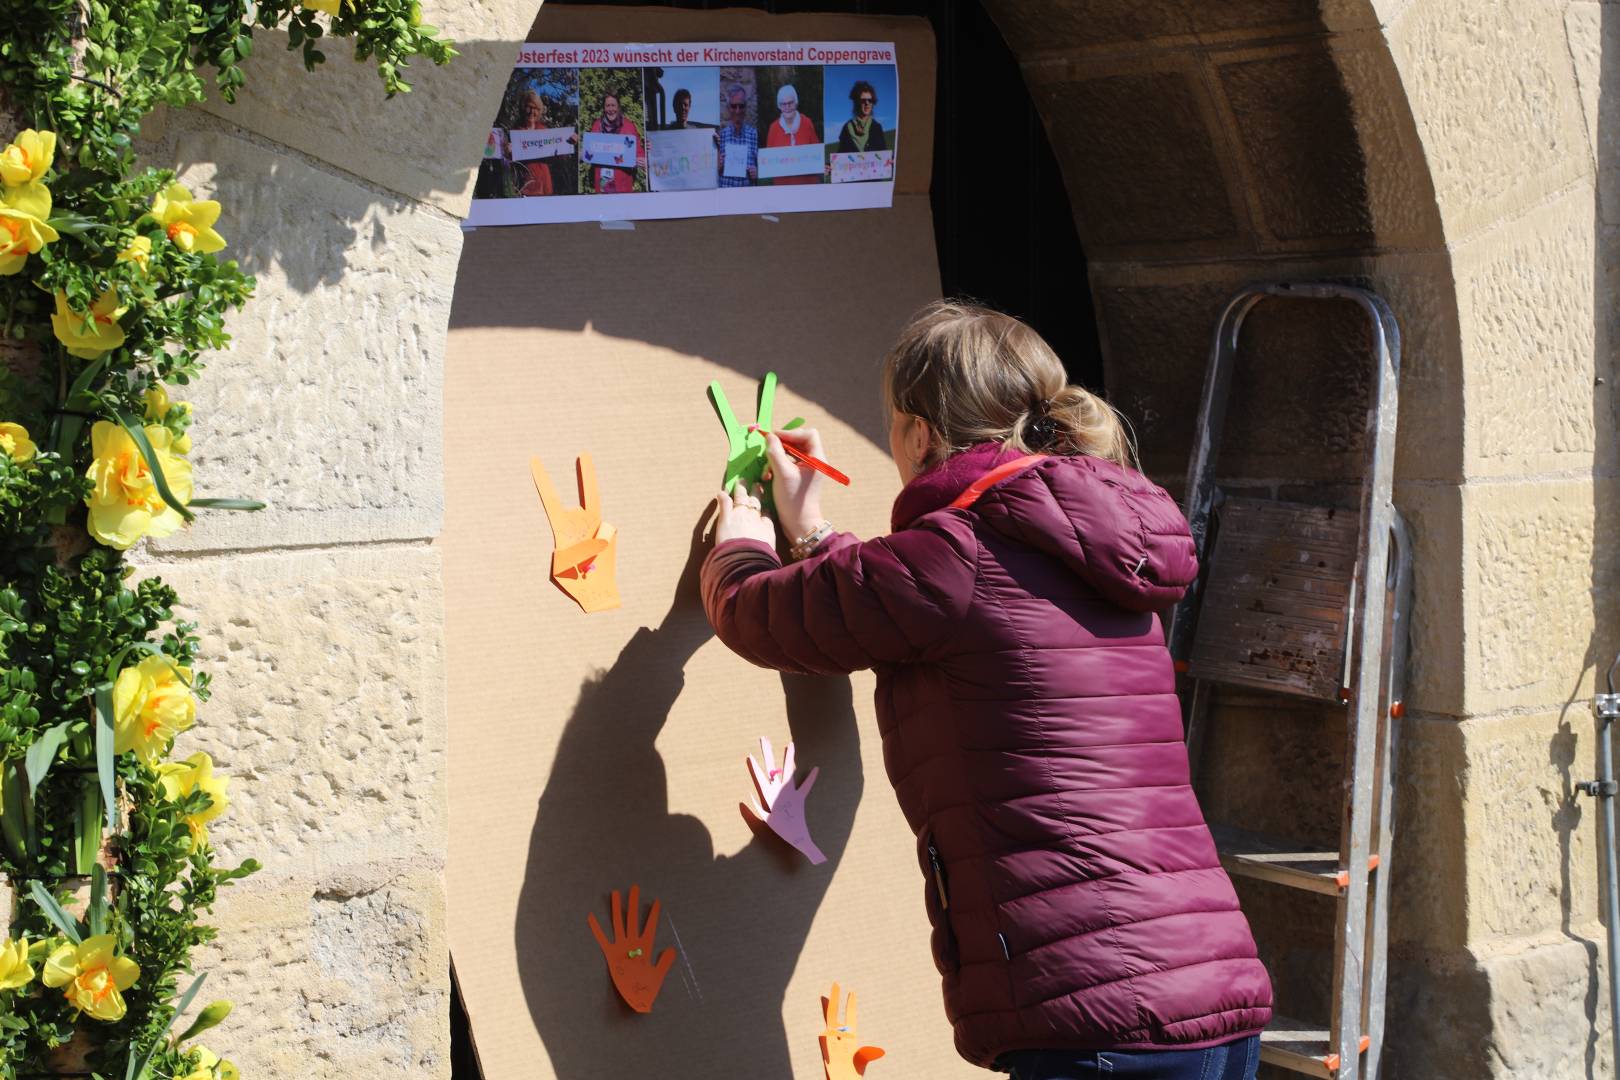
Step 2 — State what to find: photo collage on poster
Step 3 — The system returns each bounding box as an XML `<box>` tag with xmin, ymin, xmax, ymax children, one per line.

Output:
<box><xmin>468</xmin><ymin>41</ymin><xmax>899</xmax><ymax>225</ymax></box>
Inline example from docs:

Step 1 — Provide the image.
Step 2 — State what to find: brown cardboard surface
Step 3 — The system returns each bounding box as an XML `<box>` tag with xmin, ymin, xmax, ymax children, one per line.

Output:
<box><xmin>530</xmin><ymin>5</ymin><xmax>935</xmax><ymax>195</ymax></box>
<box><xmin>442</xmin><ymin>186</ymin><xmax>978</xmax><ymax>1074</ymax></box>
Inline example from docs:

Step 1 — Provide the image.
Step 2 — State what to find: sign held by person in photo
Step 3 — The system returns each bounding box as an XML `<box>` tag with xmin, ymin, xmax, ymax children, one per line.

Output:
<box><xmin>830</xmin><ymin>150</ymin><xmax>893</xmax><ymax>184</ymax></box>
<box><xmin>758</xmin><ymin>144</ymin><xmax>824</xmax><ymax>180</ymax></box>
<box><xmin>466</xmin><ymin>40</ymin><xmax>899</xmax><ymax>226</ymax></box>
<box><xmin>649</xmin><ymin>129</ymin><xmax>719</xmax><ymax>191</ymax></box>
<box><xmin>511</xmin><ymin>127</ymin><xmax>577</xmax><ymax>161</ymax></box>
<box><xmin>583</xmin><ymin>132</ymin><xmax>638</xmax><ymax>168</ymax></box>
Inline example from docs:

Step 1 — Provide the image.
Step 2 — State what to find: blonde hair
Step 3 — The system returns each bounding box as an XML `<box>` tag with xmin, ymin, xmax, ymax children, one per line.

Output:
<box><xmin>881</xmin><ymin>300</ymin><xmax>1137</xmax><ymax>470</ymax></box>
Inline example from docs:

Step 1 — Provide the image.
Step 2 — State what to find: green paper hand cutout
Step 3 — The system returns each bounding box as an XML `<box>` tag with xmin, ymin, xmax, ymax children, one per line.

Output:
<box><xmin>708</xmin><ymin>372</ymin><xmax>804</xmax><ymax>509</ymax></box>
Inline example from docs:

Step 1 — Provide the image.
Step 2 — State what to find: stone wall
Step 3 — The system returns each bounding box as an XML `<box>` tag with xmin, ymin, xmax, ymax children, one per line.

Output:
<box><xmin>126</xmin><ymin>4</ymin><xmax>539</xmax><ymax>1075</ymax></box>
<box><xmin>983</xmin><ymin>0</ymin><xmax>1617</xmax><ymax>1075</ymax></box>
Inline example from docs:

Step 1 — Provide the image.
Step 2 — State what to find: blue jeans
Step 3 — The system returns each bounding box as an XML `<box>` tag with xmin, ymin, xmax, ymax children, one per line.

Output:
<box><xmin>1003</xmin><ymin>1035</ymin><xmax>1261</xmax><ymax>1079</ymax></box>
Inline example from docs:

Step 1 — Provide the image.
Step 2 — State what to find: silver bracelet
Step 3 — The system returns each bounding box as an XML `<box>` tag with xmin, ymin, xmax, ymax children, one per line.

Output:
<box><xmin>789</xmin><ymin>520</ymin><xmax>834</xmax><ymax>561</ymax></box>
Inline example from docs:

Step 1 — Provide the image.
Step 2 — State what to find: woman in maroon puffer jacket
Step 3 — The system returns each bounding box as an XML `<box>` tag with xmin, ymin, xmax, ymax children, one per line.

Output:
<box><xmin>702</xmin><ymin>301</ymin><xmax>1272</xmax><ymax>1079</ymax></box>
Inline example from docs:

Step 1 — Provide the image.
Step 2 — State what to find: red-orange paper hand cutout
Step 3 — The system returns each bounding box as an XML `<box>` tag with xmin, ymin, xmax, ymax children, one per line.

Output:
<box><xmin>820</xmin><ymin>982</ymin><xmax>885</xmax><ymax>1079</ymax></box>
<box><xmin>531</xmin><ymin>453</ymin><xmax>620</xmax><ymax>613</ymax></box>
<box><xmin>587</xmin><ymin>884</ymin><xmax>676</xmax><ymax>1014</ymax></box>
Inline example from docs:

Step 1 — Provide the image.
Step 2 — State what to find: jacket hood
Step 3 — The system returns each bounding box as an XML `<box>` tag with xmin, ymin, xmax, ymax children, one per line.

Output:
<box><xmin>893</xmin><ymin>442</ymin><xmax>1198</xmax><ymax>612</ymax></box>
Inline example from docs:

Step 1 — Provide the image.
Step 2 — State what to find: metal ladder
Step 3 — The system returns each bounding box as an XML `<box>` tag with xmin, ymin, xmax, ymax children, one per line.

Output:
<box><xmin>1167</xmin><ymin>283</ymin><xmax>1414</xmax><ymax>1079</ymax></box>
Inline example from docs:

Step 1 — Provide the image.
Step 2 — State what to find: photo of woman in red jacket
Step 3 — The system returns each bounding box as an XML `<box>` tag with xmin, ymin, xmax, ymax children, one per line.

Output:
<box><xmin>702</xmin><ymin>301</ymin><xmax>1273</xmax><ymax>1080</ymax></box>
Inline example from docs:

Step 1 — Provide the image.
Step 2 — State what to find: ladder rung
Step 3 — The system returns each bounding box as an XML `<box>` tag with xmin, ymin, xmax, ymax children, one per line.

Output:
<box><xmin>1262</xmin><ymin>1015</ymin><xmax>1372</xmax><ymax>1077</ymax></box>
<box><xmin>1209</xmin><ymin>824</ymin><xmax>1379</xmax><ymax>896</ymax></box>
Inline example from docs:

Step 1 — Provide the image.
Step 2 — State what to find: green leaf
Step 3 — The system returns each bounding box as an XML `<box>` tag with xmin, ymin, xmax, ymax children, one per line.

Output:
<box><xmin>127</xmin><ymin>972</ymin><xmax>208</xmax><ymax>1080</ymax></box>
<box><xmin>24</xmin><ymin>720</ymin><xmax>75</xmax><ymax>798</ymax></box>
<box><xmin>87</xmin><ymin>864</ymin><xmax>107</xmax><ymax>937</ymax></box>
<box><xmin>42</xmin><ymin>212</ymin><xmax>110</xmax><ymax>237</ymax></box>
<box><xmin>27</xmin><ymin>880</ymin><xmax>82</xmax><ymax>945</ymax></box>
<box><xmin>187</xmin><ymin>498</ymin><xmax>266</xmax><ymax>511</ymax></box>
<box><xmin>94</xmin><ymin>683</ymin><xmax>117</xmax><ymax>834</ymax></box>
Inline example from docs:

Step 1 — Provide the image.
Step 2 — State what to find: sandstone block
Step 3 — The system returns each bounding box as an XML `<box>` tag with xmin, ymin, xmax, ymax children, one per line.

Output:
<box><xmin>1216</xmin><ymin>45</ymin><xmax>1375</xmax><ymax>246</ymax></box>
<box><xmin>196</xmin><ymin>2</ymin><xmax>539</xmax><ymax>217</ymax></box>
<box><xmin>1452</xmin><ymin>182</ymin><xmax>1602</xmax><ymax>476</ymax></box>
<box><xmin>1388</xmin><ymin>0</ymin><xmax>1590</xmax><ymax>240</ymax></box>
<box><xmin>186</xmin><ymin>870</ymin><xmax>448</xmax><ymax>1078</ymax></box>
<box><xmin>1475</xmin><ymin>927</ymin><xmax>1613</xmax><ymax>1079</ymax></box>
<box><xmin>1465</xmin><ymin>479</ymin><xmax>1620</xmax><ymax>715</ymax></box>
<box><xmin>140</xmin><ymin>121</ymin><xmax>456</xmax><ymax>551</ymax></box>
<box><xmin>1461</xmin><ymin>713</ymin><xmax>1602</xmax><ymax>941</ymax></box>
<box><xmin>1563</xmin><ymin>2</ymin><xmax>1620</xmax><ymax>226</ymax></box>
<box><xmin>128</xmin><ymin>545</ymin><xmax>447</xmax><ymax>878</ymax></box>
<box><xmin>1025</xmin><ymin>66</ymin><xmax>1243</xmax><ymax>255</ymax></box>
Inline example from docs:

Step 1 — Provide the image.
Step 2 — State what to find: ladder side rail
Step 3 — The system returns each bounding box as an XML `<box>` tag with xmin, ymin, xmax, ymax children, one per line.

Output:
<box><xmin>1168</xmin><ymin>289</ymin><xmax>1265</xmax><ymax>662</ymax></box>
<box><xmin>1327</xmin><ymin>285</ymin><xmax>1401</xmax><ymax>1076</ymax></box>
<box><xmin>1360</xmin><ymin>511</ymin><xmax>1415</xmax><ymax>1080</ymax></box>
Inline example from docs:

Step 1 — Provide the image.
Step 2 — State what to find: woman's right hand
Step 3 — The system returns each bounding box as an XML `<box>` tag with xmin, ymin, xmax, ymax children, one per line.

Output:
<box><xmin>766</xmin><ymin>427</ymin><xmax>828</xmax><ymax>542</ymax></box>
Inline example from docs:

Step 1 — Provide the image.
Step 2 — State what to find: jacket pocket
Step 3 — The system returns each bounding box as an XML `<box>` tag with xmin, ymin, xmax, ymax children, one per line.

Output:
<box><xmin>918</xmin><ymin>829</ymin><xmax>959</xmax><ymax>975</ymax></box>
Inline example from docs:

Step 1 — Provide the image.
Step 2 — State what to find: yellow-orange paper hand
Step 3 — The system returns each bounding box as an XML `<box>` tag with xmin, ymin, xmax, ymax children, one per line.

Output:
<box><xmin>820</xmin><ymin>982</ymin><xmax>885</xmax><ymax>1079</ymax></box>
<box><xmin>530</xmin><ymin>453</ymin><xmax>620</xmax><ymax>613</ymax></box>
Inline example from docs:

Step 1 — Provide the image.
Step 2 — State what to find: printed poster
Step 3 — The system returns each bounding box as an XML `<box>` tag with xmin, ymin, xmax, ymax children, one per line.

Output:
<box><xmin>468</xmin><ymin>41</ymin><xmax>899</xmax><ymax>225</ymax></box>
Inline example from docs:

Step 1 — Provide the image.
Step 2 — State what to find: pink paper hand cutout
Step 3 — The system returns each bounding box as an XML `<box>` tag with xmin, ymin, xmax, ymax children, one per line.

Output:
<box><xmin>587</xmin><ymin>884</ymin><xmax>676</xmax><ymax>1014</ymax></box>
<box><xmin>742</xmin><ymin>737</ymin><xmax>825</xmax><ymax>865</ymax></box>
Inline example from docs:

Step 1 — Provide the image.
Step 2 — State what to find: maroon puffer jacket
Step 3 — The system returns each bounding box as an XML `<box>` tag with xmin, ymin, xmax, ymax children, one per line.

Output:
<box><xmin>702</xmin><ymin>443</ymin><xmax>1272</xmax><ymax>1068</ymax></box>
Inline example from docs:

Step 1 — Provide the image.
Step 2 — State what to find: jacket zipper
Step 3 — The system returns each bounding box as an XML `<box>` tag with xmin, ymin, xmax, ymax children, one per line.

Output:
<box><xmin>928</xmin><ymin>841</ymin><xmax>949</xmax><ymax>910</ymax></box>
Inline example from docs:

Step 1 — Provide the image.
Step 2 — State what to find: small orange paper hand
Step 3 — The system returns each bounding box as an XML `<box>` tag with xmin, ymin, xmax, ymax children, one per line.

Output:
<box><xmin>587</xmin><ymin>884</ymin><xmax>676</xmax><ymax>1014</ymax></box>
<box><xmin>820</xmin><ymin>982</ymin><xmax>885</xmax><ymax>1080</ymax></box>
<box><xmin>531</xmin><ymin>453</ymin><xmax>620</xmax><ymax>613</ymax></box>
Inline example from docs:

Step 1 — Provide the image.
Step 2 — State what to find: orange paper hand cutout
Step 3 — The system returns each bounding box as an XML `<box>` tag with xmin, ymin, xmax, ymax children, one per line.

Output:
<box><xmin>587</xmin><ymin>884</ymin><xmax>676</xmax><ymax>1014</ymax></box>
<box><xmin>820</xmin><ymin>982</ymin><xmax>885</xmax><ymax>1079</ymax></box>
<box><xmin>531</xmin><ymin>453</ymin><xmax>620</xmax><ymax>613</ymax></box>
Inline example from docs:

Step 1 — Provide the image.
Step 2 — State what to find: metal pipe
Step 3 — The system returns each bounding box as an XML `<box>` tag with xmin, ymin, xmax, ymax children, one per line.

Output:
<box><xmin>1581</xmin><ymin>654</ymin><xmax>1620</xmax><ymax>1072</ymax></box>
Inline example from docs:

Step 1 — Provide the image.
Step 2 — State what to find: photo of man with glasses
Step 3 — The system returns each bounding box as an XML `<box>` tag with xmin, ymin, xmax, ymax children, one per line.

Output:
<box><xmin>717</xmin><ymin>83</ymin><xmax>758</xmax><ymax>186</ymax></box>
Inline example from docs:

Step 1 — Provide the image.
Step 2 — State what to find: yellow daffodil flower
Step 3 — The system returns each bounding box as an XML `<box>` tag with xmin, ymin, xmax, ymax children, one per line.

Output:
<box><xmin>42</xmin><ymin>934</ymin><xmax>139</xmax><ymax>1022</ymax></box>
<box><xmin>51</xmin><ymin>289</ymin><xmax>127</xmax><ymax>359</ymax></box>
<box><xmin>117</xmin><ymin>234</ymin><xmax>152</xmax><ymax>273</ymax></box>
<box><xmin>157</xmin><ymin>752</ymin><xmax>230</xmax><ymax>851</ymax></box>
<box><xmin>0</xmin><ymin>130</ymin><xmax>55</xmax><ymax>187</ymax></box>
<box><xmin>85</xmin><ymin>420</ymin><xmax>193</xmax><ymax>550</ymax></box>
<box><xmin>112</xmin><ymin>653</ymin><xmax>196</xmax><ymax>764</ymax></box>
<box><xmin>0</xmin><ymin>936</ymin><xmax>33</xmax><ymax>991</ymax></box>
<box><xmin>143</xmin><ymin>387</ymin><xmax>195</xmax><ymax>454</ymax></box>
<box><xmin>150</xmin><ymin>183</ymin><xmax>225</xmax><ymax>254</ymax></box>
<box><xmin>143</xmin><ymin>383</ymin><xmax>173</xmax><ymax>421</ymax></box>
<box><xmin>0</xmin><ymin>183</ymin><xmax>58</xmax><ymax>276</ymax></box>
<box><xmin>179</xmin><ymin>1046</ymin><xmax>239</xmax><ymax>1080</ymax></box>
<box><xmin>0</xmin><ymin>422</ymin><xmax>35</xmax><ymax>463</ymax></box>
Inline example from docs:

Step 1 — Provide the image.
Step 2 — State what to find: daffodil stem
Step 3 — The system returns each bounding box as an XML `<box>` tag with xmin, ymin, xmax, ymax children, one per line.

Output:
<box><xmin>0</xmin><ymin>763</ymin><xmax>28</xmax><ymax>865</ymax></box>
<box><xmin>73</xmin><ymin>778</ymin><xmax>102</xmax><ymax>875</ymax></box>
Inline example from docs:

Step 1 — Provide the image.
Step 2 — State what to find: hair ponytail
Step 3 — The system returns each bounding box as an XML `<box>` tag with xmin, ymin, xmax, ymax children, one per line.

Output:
<box><xmin>883</xmin><ymin>300</ymin><xmax>1138</xmax><ymax>470</ymax></box>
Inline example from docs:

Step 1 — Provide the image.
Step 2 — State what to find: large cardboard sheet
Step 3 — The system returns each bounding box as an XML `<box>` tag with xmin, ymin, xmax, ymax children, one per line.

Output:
<box><xmin>443</xmin><ymin>11</ymin><xmax>971</xmax><ymax>1079</ymax></box>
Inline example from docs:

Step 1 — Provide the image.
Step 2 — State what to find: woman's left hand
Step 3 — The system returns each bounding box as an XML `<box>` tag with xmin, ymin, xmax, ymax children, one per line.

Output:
<box><xmin>714</xmin><ymin>481</ymin><xmax>777</xmax><ymax>547</ymax></box>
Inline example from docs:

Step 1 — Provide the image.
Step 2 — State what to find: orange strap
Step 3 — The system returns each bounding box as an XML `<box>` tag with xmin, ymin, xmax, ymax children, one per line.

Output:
<box><xmin>948</xmin><ymin>455</ymin><xmax>1047</xmax><ymax>511</ymax></box>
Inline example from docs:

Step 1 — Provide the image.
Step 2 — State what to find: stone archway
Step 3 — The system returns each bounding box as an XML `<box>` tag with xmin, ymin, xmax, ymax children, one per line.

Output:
<box><xmin>979</xmin><ymin>3</ymin><xmax>1612</xmax><ymax>1078</ymax></box>
<box><xmin>146</xmin><ymin>1</ymin><xmax>1611</xmax><ymax>1077</ymax></box>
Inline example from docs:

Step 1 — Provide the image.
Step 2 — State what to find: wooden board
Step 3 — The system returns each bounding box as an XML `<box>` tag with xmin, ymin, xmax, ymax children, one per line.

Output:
<box><xmin>1187</xmin><ymin>497</ymin><xmax>1358</xmax><ymax>701</ymax></box>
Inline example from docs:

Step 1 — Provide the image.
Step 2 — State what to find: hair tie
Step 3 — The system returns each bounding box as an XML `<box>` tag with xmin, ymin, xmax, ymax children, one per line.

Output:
<box><xmin>1026</xmin><ymin>400</ymin><xmax>1059</xmax><ymax>451</ymax></box>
